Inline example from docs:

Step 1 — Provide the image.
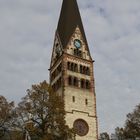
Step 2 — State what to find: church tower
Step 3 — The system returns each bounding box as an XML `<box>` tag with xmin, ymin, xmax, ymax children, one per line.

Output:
<box><xmin>49</xmin><ymin>0</ymin><xmax>98</xmax><ymax>139</ymax></box>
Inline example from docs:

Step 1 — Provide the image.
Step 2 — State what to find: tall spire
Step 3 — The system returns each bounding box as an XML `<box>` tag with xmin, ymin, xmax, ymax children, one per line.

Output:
<box><xmin>57</xmin><ymin>0</ymin><xmax>88</xmax><ymax>48</ymax></box>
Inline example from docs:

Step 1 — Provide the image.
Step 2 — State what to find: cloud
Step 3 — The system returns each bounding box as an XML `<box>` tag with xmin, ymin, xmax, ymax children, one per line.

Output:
<box><xmin>78</xmin><ymin>0</ymin><xmax>140</xmax><ymax>133</ymax></box>
<box><xmin>0</xmin><ymin>0</ymin><xmax>140</xmax><ymax>134</ymax></box>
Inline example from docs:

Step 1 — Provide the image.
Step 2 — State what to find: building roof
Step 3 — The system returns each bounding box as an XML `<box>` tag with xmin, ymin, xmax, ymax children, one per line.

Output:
<box><xmin>57</xmin><ymin>0</ymin><xmax>88</xmax><ymax>48</ymax></box>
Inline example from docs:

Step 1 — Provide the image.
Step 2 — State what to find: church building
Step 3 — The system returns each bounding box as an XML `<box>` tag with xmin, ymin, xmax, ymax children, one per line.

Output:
<box><xmin>49</xmin><ymin>0</ymin><xmax>98</xmax><ymax>139</ymax></box>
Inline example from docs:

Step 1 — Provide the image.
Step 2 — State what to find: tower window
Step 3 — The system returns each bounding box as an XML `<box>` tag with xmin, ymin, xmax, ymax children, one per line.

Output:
<box><xmin>74</xmin><ymin>49</ymin><xmax>82</xmax><ymax>57</ymax></box>
<box><xmin>73</xmin><ymin>77</ymin><xmax>78</xmax><ymax>87</ymax></box>
<box><xmin>79</xmin><ymin>65</ymin><xmax>91</xmax><ymax>76</ymax></box>
<box><xmin>74</xmin><ymin>49</ymin><xmax>77</xmax><ymax>56</ymax></box>
<box><xmin>72</xmin><ymin>96</ymin><xmax>75</xmax><ymax>102</ymax></box>
<box><xmin>68</xmin><ymin>76</ymin><xmax>79</xmax><ymax>87</ymax></box>
<box><xmin>80</xmin><ymin>65</ymin><xmax>83</xmax><ymax>74</ymax></box>
<box><xmin>86</xmin><ymin>80</ymin><xmax>90</xmax><ymax>89</ymax></box>
<box><xmin>86</xmin><ymin>67</ymin><xmax>90</xmax><ymax>75</ymax></box>
<box><xmin>67</xmin><ymin>62</ymin><xmax>78</xmax><ymax>73</ymax></box>
<box><xmin>83</xmin><ymin>66</ymin><xmax>86</xmax><ymax>74</ymax></box>
<box><xmin>68</xmin><ymin>76</ymin><xmax>72</xmax><ymax>85</ymax></box>
<box><xmin>74</xmin><ymin>64</ymin><xmax>78</xmax><ymax>72</ymax></box>
<box><xmin>81</xmin><ymin>79</ymin><xmax>85</xmax><ymax>89</ymax></box>
<box><xmin>78</xmin><ymin>50</ymin><xmax>82</xmax><ymax>57</ymax></box>
<box><xmin>80</xmin><ymin>79</ymin><xmax>91</xmax><ymax>90</ymax></box>
<box><xmin>85</xmin><ymin>99</ymin><xmax>88</xmax><ymax>105</ymax></box>
<box><xmin>71</xmin><ymin>63</ymin><xmax>74</xmax><ymax>71</ymax></box>
<box><xmin>67</xmin><ymin>62</ymin><xmax>71</xmax><ymax>70</ymax></box>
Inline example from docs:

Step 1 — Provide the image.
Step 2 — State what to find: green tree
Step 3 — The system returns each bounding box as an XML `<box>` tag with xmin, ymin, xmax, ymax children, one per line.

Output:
<box><xmin>100</xmin><ymin>132</ymin><xmax>110</xmax><ymax>140</ymax></box>
<box><xmin>123</xmin><ymin>104</ymin><xmax>140</xmax><ymax>139</ymax></box>
<box><xmin>15</xmin><ymin>81</ymin><xmax>75</xmax><ymax>140</ymax></box>
<box><xmin>0</xmin><ymin>95</ymin><xmax>15</xmax><ymax>139</ymax></box>
<box><xmin>114</xmin><ymin>127</ymin><xmax>124</xmax><ymax>140</ymax></box>
<box><xmin>113</xmin><ymin>104</ymin><xmax>140</xmax><ymax>140</ymax></box>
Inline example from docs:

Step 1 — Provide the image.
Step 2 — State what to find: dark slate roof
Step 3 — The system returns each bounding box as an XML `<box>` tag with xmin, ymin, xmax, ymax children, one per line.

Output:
<box><xmin>57</xmin><ymin>0</ymin><xmax>88</xmax><ymax>48</ymax></box>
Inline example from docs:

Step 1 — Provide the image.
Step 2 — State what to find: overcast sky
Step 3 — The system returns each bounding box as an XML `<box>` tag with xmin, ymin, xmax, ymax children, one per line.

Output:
<box><xmin>0</xmin><ymin>0</ymin><xmax>140</xmax><ymax>134</ymax></box>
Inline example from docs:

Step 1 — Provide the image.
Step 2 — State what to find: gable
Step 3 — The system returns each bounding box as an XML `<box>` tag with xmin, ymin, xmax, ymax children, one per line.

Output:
<box><xmin>65</xmin><ymin>26</ymin><xmax>92</xmax><ymax>61</ymax></box>
<box><xmin>50</xmin><ymin>32</ymin><xmax>63</xmax><ymax>68</ymax></box>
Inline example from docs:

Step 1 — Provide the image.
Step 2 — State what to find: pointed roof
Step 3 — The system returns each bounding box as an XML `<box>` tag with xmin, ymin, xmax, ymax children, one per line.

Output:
<box><xmin>57</xmin><ymin>0</ymin><xmax>88</xmax><ymax>48</ymax></box>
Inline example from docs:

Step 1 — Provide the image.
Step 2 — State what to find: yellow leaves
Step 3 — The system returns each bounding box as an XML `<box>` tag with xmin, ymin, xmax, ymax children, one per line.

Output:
<box><xmin>0</xmin><ymin>95</ymin><xmax>15</xmax><ymax>123</ymax></box>
<box><xmin>31</xmin><ymin>80</ymin><xmax>49</xmax><ymax>92</ymax></box>
<box><xmin>0</xmin><ymin>81</ymin><xmax>75</xmax><ymax>140</ymax></box>
<box><xmin>25</xmin><ymin>121</ymin><xmax>36</xmax><ymax>132</ymax></box>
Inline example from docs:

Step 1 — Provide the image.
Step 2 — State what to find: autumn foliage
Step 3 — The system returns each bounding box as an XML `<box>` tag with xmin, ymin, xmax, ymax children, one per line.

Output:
<box><xmin>0</xmin><ymin>81</ymin><xmax>75</xmax><ymax>140</ymax></box>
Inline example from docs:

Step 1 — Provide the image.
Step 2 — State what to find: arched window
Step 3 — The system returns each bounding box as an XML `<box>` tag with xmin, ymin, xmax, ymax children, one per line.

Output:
<box><xmin>74</xmin><ymin>64</ymin><xmax>78</xmax><ymax>72</ymax></box>
<box><xmin>71</xmin><ymin>63</ymin><xmax>74</xmax><ymax>71</ymax></box>
<box><xmin>81</xmin><ymin>79</ymin><xmax>85</xmax><ymax>88</ymax></box>
<box><xmin>67</xmin><ymin>62</ymin><xmax>71</xmax><ymax>70</ymax></box>
<box><xmin>86</xmin><ymin>67</ymin><xmax>90</xmax><ymax>75</ymax></box>
<box><xmin>74</xmin><ymin>77</ymin><xmax>78</xmax><ymax>87</ymax></box>
<box><xmin>80</xmin><ymin>65</ymin><xmax>83</xmax><ymax>74</ymax></box>
<box><xmin>78</xmin><ymin>50</ymin><xmax>82</xmax><ymax>57</ymax></box>
<box><xmin>86</xmin><ymin>80</ymin><xmax>90</xmax><ymax>89</ymax></box>
<box><xmin>83</xmin><ymin>66</ymin><xmax>86</xmax><ymax>74</ymax></box>
<box><xmin>74</xmin><ymin>49</ymin><xmax>82</xmax><ymax>57</ymax></box>
<box><xmin>68</xmin><ymin>76</ymin><xmax>72</xmax><ymax>85</ymax></box>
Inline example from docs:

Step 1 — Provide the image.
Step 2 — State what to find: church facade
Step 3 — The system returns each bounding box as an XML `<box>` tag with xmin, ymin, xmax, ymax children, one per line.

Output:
<box><xmin>49</xmin><ymin>0</ymin><xmax>98</xmax><ymax>139</ymax></box>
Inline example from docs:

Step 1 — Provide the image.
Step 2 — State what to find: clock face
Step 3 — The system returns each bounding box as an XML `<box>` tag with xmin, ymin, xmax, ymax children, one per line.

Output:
<box><xmin>74</xmin><ymin>39</ymin><xmax>82</xmax><ymax>49</ymax></box>
<box><xmin>73</xmin><ymin>119</ymin><xmax>89</xmax><ymax>136</ymax></box>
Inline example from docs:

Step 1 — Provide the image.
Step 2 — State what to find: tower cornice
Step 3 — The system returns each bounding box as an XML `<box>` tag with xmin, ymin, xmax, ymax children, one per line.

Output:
<box><xmin>63</xmin><ymin>52</ymin><xmax>95</xmax><ymax>64</ymax></box>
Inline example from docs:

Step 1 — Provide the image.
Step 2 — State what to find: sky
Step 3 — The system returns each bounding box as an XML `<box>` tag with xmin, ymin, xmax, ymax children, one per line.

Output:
<box><xmin>0</xmin><ymin>0</ymin><xmax>140</xmax><ymax>134</ymax></box>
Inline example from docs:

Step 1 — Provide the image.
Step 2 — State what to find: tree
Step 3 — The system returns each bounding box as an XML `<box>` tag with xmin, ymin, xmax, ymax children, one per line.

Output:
<box><xmin>123</xmin><ymin>104</ymin><xmax>140</xmax><ymax>139</ymax></box>
<box><xmin>99</xmin><ymin>132</ymin><xmax>110</xmax><ymax>140</ymax></box>
<box><xmin>113</xmin><ymin>104</ymin><xmax>140</xmax><ymax>140</ymax></box>
<box><xmin>0</xmin><ymin>95</ymin><xmax>15</xmax><ymax>139</ymax></box>
<box><xmin>114</xmin><ymin>127</ymin><xmax>124</xmax><ymax>140</ymax></box>
<box><xmin>15</xmin><ymin>81</ymin><xmax>75</xmax><ymax>140</ymax></box>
